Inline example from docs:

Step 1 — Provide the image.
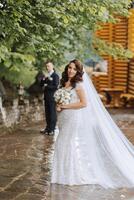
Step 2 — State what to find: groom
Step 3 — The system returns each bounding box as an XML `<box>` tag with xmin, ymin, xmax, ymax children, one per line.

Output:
<box><xmin>40</xmin><ymin>61</ymin><xmax>59</xmax><ymax>135</ymax></box>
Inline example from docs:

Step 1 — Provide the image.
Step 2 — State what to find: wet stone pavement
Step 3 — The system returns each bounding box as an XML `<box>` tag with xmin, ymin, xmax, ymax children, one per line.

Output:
<box><xmin>0</xmin><ymin>109</ymin><xmax>134</xmax><ymax>200</ymax></box>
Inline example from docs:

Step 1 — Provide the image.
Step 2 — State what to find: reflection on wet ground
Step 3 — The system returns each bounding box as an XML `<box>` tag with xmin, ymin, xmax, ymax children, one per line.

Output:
<box><xmin>0</xmin><ymin>124</ymin><xmax>54</xmax><ymax>200</ymax></box>
<box><xmin>0</xmin><ymin>109</ymin><xmax>134</xmax><ymax>200</ymax></box>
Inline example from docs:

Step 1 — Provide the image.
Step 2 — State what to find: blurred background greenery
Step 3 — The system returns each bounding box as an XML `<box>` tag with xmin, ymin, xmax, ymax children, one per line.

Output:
<box><xmin>0</xmin><ymin>0</ymin><xmax>133</xmax><ymax>87</ymax></box>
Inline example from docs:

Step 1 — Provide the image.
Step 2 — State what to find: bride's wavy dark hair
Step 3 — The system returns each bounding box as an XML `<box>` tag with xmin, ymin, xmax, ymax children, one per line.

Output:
<box><xmin>60</xmin><ymin>59</ymin><xmax>84</xmax><ymax>88</ymax></box>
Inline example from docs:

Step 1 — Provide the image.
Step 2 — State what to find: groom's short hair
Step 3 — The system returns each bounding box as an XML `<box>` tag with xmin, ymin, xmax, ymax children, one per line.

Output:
<box><xmin>44</xmin><ymin>59</ymin><xmax>54</xmax><ymax>65</ymax></box>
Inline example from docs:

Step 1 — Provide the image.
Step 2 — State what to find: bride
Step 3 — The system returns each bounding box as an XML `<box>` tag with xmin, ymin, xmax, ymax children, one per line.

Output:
<box><xmin>51</xmin><ymin>59</ymin><xmax>134</xmax><ymax>188</ymax></box>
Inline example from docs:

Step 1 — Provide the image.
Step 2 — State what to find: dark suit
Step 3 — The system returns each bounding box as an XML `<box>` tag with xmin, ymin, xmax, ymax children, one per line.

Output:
<box><xmin>40</xmin><ymin>72</ymin><xmax>59</xmax><ymax>133</ymax></box>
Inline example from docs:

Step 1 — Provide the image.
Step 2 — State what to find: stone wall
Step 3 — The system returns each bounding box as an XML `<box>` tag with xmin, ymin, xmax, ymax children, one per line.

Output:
<box><xmin>0</xmin><ymin>97</ymin><xmax>44</xmax><ymax>128</ymax></box>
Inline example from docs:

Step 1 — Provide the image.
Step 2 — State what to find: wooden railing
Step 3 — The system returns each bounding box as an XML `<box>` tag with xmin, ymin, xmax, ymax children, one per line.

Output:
<box><xmin>93</xmin><ymin>11</ymin><xmax>134</xmax><ymax>107</ymax></box>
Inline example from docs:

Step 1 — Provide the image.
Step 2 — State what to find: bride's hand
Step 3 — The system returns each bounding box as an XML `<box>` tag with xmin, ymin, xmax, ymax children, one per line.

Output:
<box><xmin>60</xmin><ymin>104</ymin><xmax>67</xmax><ymax>109</ymax></box>
<box><xmin>56</xmin><ymin>104</ymin><xmax>62</xmax><ymax>112</ymax></box>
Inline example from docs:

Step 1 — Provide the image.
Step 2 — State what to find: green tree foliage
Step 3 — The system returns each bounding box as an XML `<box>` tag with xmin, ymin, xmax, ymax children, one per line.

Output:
<box><xmin>0</xmin><ymin>0</ymin><xmax>133</xmax><ymax>84</ymax></box>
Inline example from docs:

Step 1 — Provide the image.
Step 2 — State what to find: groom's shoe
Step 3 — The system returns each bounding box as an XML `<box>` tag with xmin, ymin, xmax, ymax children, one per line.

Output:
<box><xmin>48</xmin><ymin>131</ymin><xmax>54</xmax><ymax>136</ymax></box>
<box><xmin>40</xmin><ymin>128</ymin><xmax>48</xmax><ymax>134</ymax></box>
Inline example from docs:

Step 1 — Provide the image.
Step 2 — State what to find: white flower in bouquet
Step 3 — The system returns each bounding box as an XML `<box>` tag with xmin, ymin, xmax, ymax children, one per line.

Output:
<box><xmin>54</xmin><ymin>88</ymin><xmax>71</xmax><ymax>105</ymax></box>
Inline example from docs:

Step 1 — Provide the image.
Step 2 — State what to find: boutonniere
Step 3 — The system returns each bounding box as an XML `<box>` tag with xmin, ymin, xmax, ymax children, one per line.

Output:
<box><xmin>48</xmin><ymin>76</ymin><xmax>53</xmax><ymax>81</ymax></box>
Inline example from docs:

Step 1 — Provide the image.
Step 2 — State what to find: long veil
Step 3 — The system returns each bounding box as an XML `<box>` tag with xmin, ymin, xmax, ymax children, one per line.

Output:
<box><xmin>77</xmin><ymin>70</ymin><xmax>134</xmax><ymax>188</ymax></box>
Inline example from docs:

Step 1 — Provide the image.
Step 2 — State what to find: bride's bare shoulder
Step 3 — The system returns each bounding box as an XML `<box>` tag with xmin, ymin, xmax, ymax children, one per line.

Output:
<box><xmin>76</xmin><ymin>81</ymin><xmax>84</xmax><ymax>90</ymax></box>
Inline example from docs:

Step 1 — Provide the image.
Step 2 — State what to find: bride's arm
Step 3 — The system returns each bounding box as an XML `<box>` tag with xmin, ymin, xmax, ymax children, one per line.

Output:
<box><xmin>60</xmin><ymin>85</ymin><xmax>87</xmax><ymax>109</ymax></box>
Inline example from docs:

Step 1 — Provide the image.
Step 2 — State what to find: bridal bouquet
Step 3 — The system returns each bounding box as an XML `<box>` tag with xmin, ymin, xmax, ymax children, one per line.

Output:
<box><xmin>54</xmin><ymin>88</ymin><xmax>71</xmax><ymax>111</ymax></box>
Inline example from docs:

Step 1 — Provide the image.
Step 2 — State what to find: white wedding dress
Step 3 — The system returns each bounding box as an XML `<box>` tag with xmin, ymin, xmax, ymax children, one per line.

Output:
<box><xmin>51</xmin><ymin>72</ymin><xmax>134</xmax><ymax>189</ymax></box>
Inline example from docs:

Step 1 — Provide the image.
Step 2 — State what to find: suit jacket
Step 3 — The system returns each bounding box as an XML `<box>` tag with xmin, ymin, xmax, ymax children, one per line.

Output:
<box><xmin>40</xmin><ymin>72</ymin><xmax>59</xmax><ymax>101</ymax></box>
